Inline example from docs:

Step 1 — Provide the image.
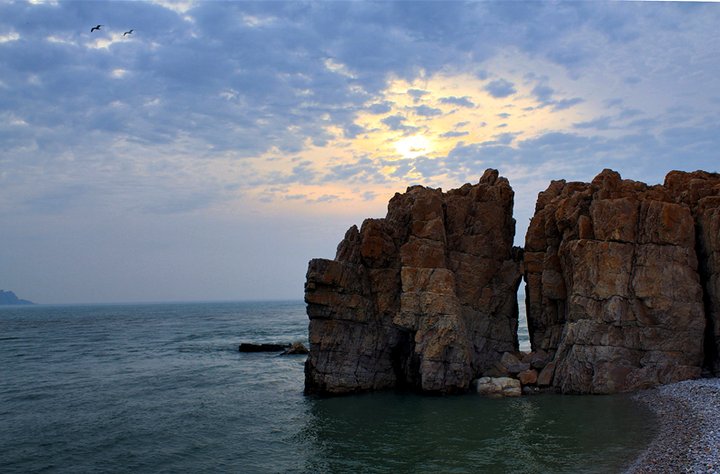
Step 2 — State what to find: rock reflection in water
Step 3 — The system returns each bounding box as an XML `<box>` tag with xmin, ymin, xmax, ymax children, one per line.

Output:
<box><xmin>299</xmin><ymin>392</ymin><xmax>655</xmax><ymax>473</ymax></box>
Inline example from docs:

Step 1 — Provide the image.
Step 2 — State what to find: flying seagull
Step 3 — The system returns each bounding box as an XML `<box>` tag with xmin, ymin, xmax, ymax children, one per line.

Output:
<box><xmin>90</xmin><ymin>24</ymin><xmax>102</xmax><ymax>32</ymax></box>
<box><xmin>123</xmin><ymin>29</ymin><xmax>134</xmax><ymax>36</ymax></box>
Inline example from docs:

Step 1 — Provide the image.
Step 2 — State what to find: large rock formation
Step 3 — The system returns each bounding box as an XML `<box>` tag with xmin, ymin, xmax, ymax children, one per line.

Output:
<box><xmin>524</xmin><ymin>169</ymin><xmax>715</xmax><ymax>393</ymax></box>
<box><xmin>664</xmin><ymin>171</ymin><xmax>720</xmax><ymax>374</ymax></box>
<box><xmin>306</xmin><ymin>168</ymin><xmax>720</xmax><ymax>396</ymax></box>
<box><xmin>304</xmin><ymin>169</ymin><xmax>522</xmax><ymax>395</ymax></box>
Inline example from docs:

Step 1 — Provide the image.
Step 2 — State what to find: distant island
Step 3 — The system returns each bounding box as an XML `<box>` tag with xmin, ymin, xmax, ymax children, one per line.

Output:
<box><xmin>0</xmin><ymin>290</ymin><xmax>34</xmax><ymax>305</ymax></box>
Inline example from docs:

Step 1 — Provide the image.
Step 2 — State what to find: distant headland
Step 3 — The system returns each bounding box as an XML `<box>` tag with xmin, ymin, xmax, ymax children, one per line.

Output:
<box><xmin>0</xmin><ymin>290</ymin><xmax>34</xmax><ymax>305</ymax></box>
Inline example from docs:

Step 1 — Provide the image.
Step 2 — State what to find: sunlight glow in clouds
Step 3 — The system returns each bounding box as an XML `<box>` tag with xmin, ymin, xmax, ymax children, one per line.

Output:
<box><xmin>252</xmin><ymin>69</ymin><xmax>591</xmax><ymax>210</ymax></box>
<box><xmin>394</xmin><ymin>135</ymin><xmax>433</xmax><ymax>159</ymax></box>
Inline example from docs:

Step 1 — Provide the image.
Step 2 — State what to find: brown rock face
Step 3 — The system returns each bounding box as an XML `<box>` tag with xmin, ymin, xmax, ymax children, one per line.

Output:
<box><xmin>305</xmin><ymin>169</ymin><xmax>522</xmax><ymax>394</ymax></box>
<box><xmin>664</xmin><ymin>171</ymin><xmax>720</xmax><ymax>374</ymax></box>
<box><xmin>525</xmin><ymin>169</ymin><xmax>706</xmax><ymax>393</ymax></box>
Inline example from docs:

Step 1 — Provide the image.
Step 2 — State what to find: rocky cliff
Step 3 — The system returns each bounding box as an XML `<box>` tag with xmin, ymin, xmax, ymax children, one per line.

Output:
<box><xmin>664</xmin><ymin>171</ymin><xmax>720</xmax><ymax>374</ymax></box>
<box><xmin>304</xmin><ymin>169</ymin><xmax>522</xmax><ymax>394</ymax></box>
<box><xmin>305</xmin><ymin>168</ymin><xmax>720</xmax><ymax>396</ymax></box>
<box><xmin>525</xmin><ymin>169</ymin><xmax>720</xmax><ymax>393</ymax></box>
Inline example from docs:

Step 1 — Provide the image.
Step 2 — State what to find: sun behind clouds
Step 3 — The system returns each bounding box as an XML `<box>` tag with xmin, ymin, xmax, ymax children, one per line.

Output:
<box><xmin>394</xmin><ymin>135</ymin><xmax>433</xmax><ymax>159</ymax></box>
<box><xmin>246</xmin><ymin>68</ymin><xmax>590</xmax><ymax>211</ymax></box>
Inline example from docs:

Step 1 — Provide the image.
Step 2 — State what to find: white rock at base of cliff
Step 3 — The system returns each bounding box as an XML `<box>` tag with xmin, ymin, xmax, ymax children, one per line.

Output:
<box><xmin>473</xmin><ymin>376</ymin><xmax>521</xmax><ymax>398</ymax></box>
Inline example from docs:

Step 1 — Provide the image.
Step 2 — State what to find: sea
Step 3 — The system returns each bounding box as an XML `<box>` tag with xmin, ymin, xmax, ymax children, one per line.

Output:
<box><xmin>0</xmin><ymin>300</ymin><xmax>655</xmax><ymax>473</ymax></box>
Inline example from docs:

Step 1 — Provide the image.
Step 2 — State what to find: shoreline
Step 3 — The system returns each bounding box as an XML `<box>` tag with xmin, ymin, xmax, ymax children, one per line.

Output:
<box><xmin>625</xmin><ymin>378</ymin><xmax>720</xmax><ymax>473</ymax></box>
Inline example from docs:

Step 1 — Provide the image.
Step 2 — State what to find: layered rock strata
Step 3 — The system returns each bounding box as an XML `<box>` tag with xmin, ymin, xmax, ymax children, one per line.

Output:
<box><xmin>304</xmin><ymin>169</ymin><xmax>522</xmax><ymax>395</ymax></box>
<box><xmin>524</xmin><ymin>169</ymin><xmax>711</xmax><ymax>393</ymax></box>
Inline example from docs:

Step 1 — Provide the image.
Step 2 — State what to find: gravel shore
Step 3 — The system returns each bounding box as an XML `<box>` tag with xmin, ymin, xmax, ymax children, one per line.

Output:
<box><xmin>626</xmin><ymin>378</ymin><xmax>720</xmax><ymax>473</ymax></box>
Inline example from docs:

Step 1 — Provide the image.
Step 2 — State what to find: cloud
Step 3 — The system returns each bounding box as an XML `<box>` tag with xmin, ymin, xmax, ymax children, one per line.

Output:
<box><xmin>382</xmin><ymin>114</ymin><xmax>408</xmax><ymax>131</ymax></box>
<box><xmin>324</xmin><ymin>156</ymin><xmax>386</xmax><ymax>184</ymax></box>
<box><xmin>367</xmin><ymin>101</ymin><xmax>393</xmax><ymax>114</ymax></box>
<box><xmin>439</xmin><ymin>96</ymin><xmax>476</xmax><ymax>108</ymax></box>
<box><xmin>529</xmin><ymin>80</ymin><xmax>583</xmax><ymax>111</ymax></box>
<box><xmin>407</xmin><ymin>88</ymin><xmax>429</xmax><ymax>101</ymax></box>
<box><xmin>413</xmin><ymin>105</ymin><xmax>443</xmax><ymax>117</ymax></box>
<box><xmin>484</xmin><ymin>79</ymin><xmax>516</xmax><ymax>98</ymax></box>
<box><xmin>441</xmin><ymin>131</ymin><xmax>469</xmax><ymax>138</ymax></box>
<box><xmin>361</xmin><ymin>191</ymin><xmax>376</xmax><ymax>201</ymax></box>
<box><xmin>532</xmin><ymin>84</ymin><xmax>554</xmax><ymax>103</ymax></box>
<box><xmin>315</xmin><ymin>194</ymin><xmax>341</xmax><ymax>203</ymax></box>
<box><xmin>552</xmin><ymin>97</ymin><xmax>584</xmax><ymax>111</ymax></box>
<box><xmin>573</xmin><ymin>116</ymin><xmax>613</xmax><ymax>130</ymax></box>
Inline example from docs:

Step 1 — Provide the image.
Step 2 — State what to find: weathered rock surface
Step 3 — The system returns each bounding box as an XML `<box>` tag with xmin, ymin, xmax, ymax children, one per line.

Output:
<box><xmin>304</xmin><ymin>169</ymin><xmax>522</xmax><ymax>395</ymax></box>
<box><xmin>664</xmin><ymin>171</ymin><xmax>720</xmax><ymax>374</ymax></box>
<box><xmin>525</xmin><ymin>169</ymin><xmax>708</xmax><ymax>393</ymax></box>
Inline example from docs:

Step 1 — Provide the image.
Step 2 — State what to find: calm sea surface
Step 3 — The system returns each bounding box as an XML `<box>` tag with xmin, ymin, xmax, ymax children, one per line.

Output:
<box><xmin>0</xmin><ymin>300</ymin><xmax>654</xmax><ymax>473</ymax></box>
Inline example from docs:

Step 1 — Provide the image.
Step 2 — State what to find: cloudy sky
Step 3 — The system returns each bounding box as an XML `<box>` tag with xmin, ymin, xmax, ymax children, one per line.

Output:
<box><xmin>1</xmin><ymin>1</ymin><xmax>719</xmax><ymax>304</ymax></box>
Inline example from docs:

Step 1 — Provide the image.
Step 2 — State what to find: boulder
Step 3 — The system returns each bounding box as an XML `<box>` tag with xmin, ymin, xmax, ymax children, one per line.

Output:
<box><xmin>526</xmin><ymin>350</ymin><xmax>551</xmax><ymax>370</ymax></box>
<box><xmin>305</xmin><ymin>169</ymin><xmax>522</xmax><ymax>395</ymax></box>
<box><xmin>500</xmin><ymin>352</ymin><xmax>530</xmax><ymax>375</ymax></box>
<box><xmin>282</xmin><ymin>342</ymin><xmax>309</xmax><ymax>355</ymax></box>
<box><xmin>473</xmin><ymin>376</ymin><xmax>522</xmax><ymax>398</ymax></box>
<box><xmin>524</xmin><ymin>169</ymin><xmax>706</xmax><ymax>393</ymax></box>
<box><xmin>517</xmin><ymin>369</ymin><xmax>538</xmax><ymax>386</ymax></box>
<box><xmin>537</xmin><ymin>362</ymin><xmax>556</xmax><ymax>387</ymax></box>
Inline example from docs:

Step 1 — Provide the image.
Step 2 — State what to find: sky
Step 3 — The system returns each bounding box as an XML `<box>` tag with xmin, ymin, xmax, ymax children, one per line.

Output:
<box><xmin>1</xmin><ymin>1</ymin><xmax>719</xmax><ymax>304</ymax></box>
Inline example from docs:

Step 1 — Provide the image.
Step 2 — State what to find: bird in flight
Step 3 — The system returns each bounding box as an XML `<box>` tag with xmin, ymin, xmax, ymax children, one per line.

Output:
<box><xmin>123</xmin><ymin>29</ymin><xmax>134</xmax><ymax>36</ymax></box>
<box><xmin>90</xmin><ymin>25</ymin><xmax>102</xmax><ymax>32</ymax></box>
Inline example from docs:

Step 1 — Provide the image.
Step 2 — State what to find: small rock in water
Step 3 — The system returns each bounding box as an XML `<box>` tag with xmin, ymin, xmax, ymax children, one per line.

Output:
<box><xmin>282</xmin><ymin>342</ymin><xmax>309</xmax><ymax>355</ymax></box>
<box><xmin>238</xmin><ymin>343</ymin><xmax>290</xmax><ymax>353</ymax></box>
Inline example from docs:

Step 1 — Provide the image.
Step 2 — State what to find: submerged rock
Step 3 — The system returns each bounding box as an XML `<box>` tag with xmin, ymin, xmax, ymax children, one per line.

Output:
<box><xmin>239</xmin><ymin>343</ymin><xmax>290</xmax><ymax>353</ymax></box>
<box><xmin>305</xmin><ymin>169</ymin><xmax>522</xmax><ymax>395</ymax></box>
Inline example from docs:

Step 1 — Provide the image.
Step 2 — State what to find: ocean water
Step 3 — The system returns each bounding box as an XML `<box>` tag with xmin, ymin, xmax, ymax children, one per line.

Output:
<box><xmin>0</xmin><ymin>300</ymin><xmax>654</xmax><ymax>473</ymax></box>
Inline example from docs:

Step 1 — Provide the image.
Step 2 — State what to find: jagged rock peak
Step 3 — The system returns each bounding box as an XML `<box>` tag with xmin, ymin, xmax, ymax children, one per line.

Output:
<box><xmin>304</xmin><ymin>170</ymin><xmax>522</xmax><ymax>395</ymax></box>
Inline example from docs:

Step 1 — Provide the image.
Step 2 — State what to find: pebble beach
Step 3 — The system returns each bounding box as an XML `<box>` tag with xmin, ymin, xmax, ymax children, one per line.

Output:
<box><xmin>627</xmin><ymin>378</ymin><xmax>720</xmax><ymax>473</ymax></box>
